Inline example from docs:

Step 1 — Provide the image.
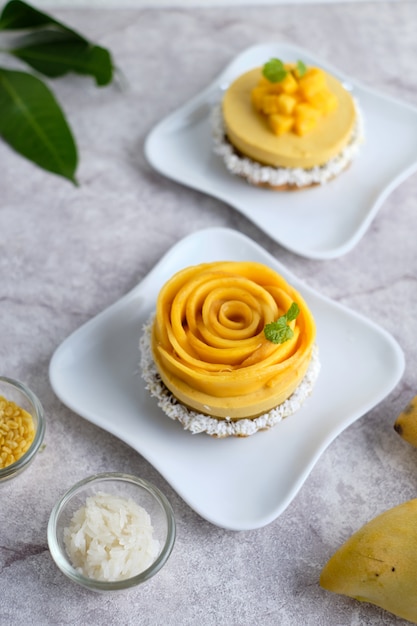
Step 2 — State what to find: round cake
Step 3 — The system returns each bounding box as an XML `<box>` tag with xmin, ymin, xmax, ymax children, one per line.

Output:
<box><xmin>212</xmin><ymin>59</ymin><xmax>364</xmax><ymax>189</ymax></box>
<box><xmin>140</xmin><ymin>261</ymin><xmax>320</xmax><ymax>437</ymax></box>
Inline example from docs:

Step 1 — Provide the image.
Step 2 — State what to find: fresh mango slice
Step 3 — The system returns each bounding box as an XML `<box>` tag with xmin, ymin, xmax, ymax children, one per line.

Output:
<box><xmin>394</xmin><ymin>395</ymin><xmax>417</xmax><ymax>447</ymax></box>
<box><xmin>320</xmin><ymin>499</ymin><xmax>417</xmax><ymax>623</ymax></box>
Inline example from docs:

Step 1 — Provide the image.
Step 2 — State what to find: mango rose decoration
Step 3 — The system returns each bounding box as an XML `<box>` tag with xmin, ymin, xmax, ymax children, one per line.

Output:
<box><xmin>140</xmin><ymin>261</ymin><xmax>320</xmax><ymax>437</ymax></box>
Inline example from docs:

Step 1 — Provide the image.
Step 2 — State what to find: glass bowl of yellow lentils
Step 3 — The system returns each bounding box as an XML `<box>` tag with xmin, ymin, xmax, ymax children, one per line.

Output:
<box><xmin>0</xmin><ymin>375</ymin><xmax>45</xmax><ymax>482</ymax></box>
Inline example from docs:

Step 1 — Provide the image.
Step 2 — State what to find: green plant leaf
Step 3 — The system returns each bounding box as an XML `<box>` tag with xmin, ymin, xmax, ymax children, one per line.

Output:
<box><xmin>0</xmin><ymin>67</ymin><xmax>78</xmax><ymax>183</ymax></box>
<box><xmin>0</xmin><ymin>0</ymin><xmax>85</xmax><ymax>40</ymax></box>
<box><xmin>8</xmin><ymin>31</ymin><xmax>113</xmax><ymax>85</ymax></box>
<box><xmin>0</xmin><ymin>0</ymin><xmax>115</xmax><ymax>183</ymax></box>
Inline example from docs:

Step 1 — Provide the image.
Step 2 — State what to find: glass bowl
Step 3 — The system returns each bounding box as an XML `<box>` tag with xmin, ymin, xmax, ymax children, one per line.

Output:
<box><xmin>47</xmin><ymin>472</ymin><xmax>176</xmax><ymax>592</ymax></box>
<box><xmin>0</xmin><ymin>376</ymin><xmax>45</xmax><ymax>483</ymax></box>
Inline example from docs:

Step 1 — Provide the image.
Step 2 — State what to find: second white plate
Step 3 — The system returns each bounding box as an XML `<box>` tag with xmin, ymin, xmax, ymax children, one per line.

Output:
<box><xmin>49</xmin><ymin>228</ymin><xmax>404</xmax><ymax>530</ymax></box>
<box><xmin>145</xmin><ymin>43</ymin><xmax>417</xmax><ymax>260</ymax></box>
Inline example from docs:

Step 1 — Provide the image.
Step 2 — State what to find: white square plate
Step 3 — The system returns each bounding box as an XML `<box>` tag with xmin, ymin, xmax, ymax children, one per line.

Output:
<box><xmin>145</xmin><ymin>43</ymin><xmax>417</xmax><ymax>260</ymax></box>
<box><xmin>49</xmin><ymin>228</ymin><xmax>404</xmax><ymax>530</ymax></box>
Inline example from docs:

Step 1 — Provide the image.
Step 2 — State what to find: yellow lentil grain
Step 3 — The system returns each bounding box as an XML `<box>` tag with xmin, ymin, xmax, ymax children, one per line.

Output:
<box><xmin>0</xmin><ymin>396</ymin><xmax>35</xmax><ymax>469</ymax></box>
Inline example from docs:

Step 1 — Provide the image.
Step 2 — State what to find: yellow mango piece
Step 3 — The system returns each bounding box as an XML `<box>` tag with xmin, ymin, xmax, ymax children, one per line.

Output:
<box><xmin>261</xmin><ymin>94</ymin><xmax>279</xmax><ymax>115</ymax></box>
<box><xmin>294</xmin><ymin>117</ymin><xmax>317</xmax><ymax>136</ymax></box>
<box><xmin>258</xmin><ymin>76</ymin><xmax>273</xmax><ymax>89</ymax></box>
<box><xmin>268</xmin><ymin>113</ymin><xmax>294</xmax><ymax>136</ymax></box>
<box><xmin>307</xmin><ymin>89</ymin><xmax>338</xmax><ymax>114</ymax></box>
<box><xmin>293</xmin><ymin>103</ymin><xmax>320</xmax><ymax>135</ymax></box>
<box><xmin>280</xmin><ymin>72</ymin><xmax>298</xmax><ymax>94</ymax></box>
<box><xmin>298</xmin><ymin>67</ymin><xmax>326</xmax><ymax>99</ymax></box>
<box><xmin>276</xmin><ymin>93</ymin><xmax>297</xmax><ymax>115</ymax></box>
<box><xmin>295</xmin><ymin>102</ymin><xmax>320</xmax><ymax>118</ymax></box>
<box><xmin>267</xmin><ymin>82</ymin><xmax>284</xmax><ymax>95</ymax></box>
<box><xmin>394</xmin><ymin>395</ymin><xmax>417</xmax><ymax>447</ymax></box>
<box><xmin>320</xmin><ymin>499</ymin><xmax>417</xmax><ymax>623</ymax></box>
<box><xmin>251</xmin><ymin>86</ymin><xmax>268</xmax><ymax>111</ymax></box>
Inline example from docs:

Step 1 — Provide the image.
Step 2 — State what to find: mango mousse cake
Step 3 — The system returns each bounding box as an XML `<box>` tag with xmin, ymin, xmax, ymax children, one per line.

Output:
<box><xmin>212</xmin><ymin>58</ymin><xmax>364</xmax><ymax>189</ymax></box>
<box><xmin>140</xmin><ymin>261</ymin><xmax>320</xmax><ymax>437</ymax></box>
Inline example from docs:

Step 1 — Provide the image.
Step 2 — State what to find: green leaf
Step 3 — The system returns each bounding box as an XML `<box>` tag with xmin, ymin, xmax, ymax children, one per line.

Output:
<box><xmin>0</xmin><ymin>0</ymin><xmax>85</xmax><ymax>40</ymax></box>
<box><xmin>296</xmin><ymin>60</ymin><xmax>307</xmax><ymax>77</ymax></box>
<box><xmin>0</xmin><ymin>67</ymin><xmax>78</xmax><ymax>183</ymax></box>
<box><xmin>285</xmin><ymin>302</ymin><xmax>300</xmax><ymax>322</ymax></box>
<box><xmin>262</xmin><ymin>58</ymin><xmax>287</xmax><ymax>83</ymax></box>
<box><xmin>8</xmin><ymin>31</ymin><xmax>113</xmax><ymax>85</ymax></box>
<box><xmin>0</xmin><ymin>1</ymin><xmax>113</xmax><ymax>85</ymax></box>
<box><xmin>264</xmin><ymin>302</ymin><xmax>300</xmax><ymax>344</ymax></box>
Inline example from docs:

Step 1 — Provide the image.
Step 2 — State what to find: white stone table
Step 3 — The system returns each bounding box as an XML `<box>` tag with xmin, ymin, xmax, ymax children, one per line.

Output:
<box><xmin>1</xmin><ymin>3</ymin><xmax>417</xmax><ymax>624</ymax></box>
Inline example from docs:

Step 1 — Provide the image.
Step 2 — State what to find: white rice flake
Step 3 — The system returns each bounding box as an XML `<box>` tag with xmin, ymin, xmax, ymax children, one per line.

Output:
<box><xmin>211</xmin><ymin>101</ymin><xmax>364</xmax><ymax>188</ymax></box>
<box><xmin>64</xmin><ymin>492</ymin><xmax>160</xmax><ymax>581</ymax></box>
<box><xmin>139</xmin><ymin>318</ymin><xmax>320</xmax><ymax>438</ymax></box>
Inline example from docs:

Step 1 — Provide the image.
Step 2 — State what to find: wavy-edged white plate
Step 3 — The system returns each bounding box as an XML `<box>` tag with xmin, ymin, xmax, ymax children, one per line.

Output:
<box><xmin>49</xmin><ymin>228</ymin><xmax>404</xmax><ymax>530</ymax></box>
<box><xmin>145</xmin><ymin>42</ymin><xmax>417</xmax><ymax>260</ymax></box>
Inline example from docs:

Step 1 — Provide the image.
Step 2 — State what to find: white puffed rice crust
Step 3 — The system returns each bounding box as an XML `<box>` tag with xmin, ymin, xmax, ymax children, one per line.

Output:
<box><xmin>139</xmin><ymin>318</ymin><xmax>321</xmax><ymax>438</ymax></box>
<box><xmin>211</xmin><ymin>100</ymin><xmax>364</xmax><ymax>188</ymax></box>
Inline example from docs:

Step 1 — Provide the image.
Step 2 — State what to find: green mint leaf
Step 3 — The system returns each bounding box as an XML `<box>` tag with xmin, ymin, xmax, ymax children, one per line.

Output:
<box><xmin>264</xmin><ymin>302</ymin><xmax>300</xmax><ymax>344</ymax></box>
<box><xmin>264</xmin><ymin>319</ymin><xmax>293</xmax><ymax>344</ymax></box>
<box><xmin>296</xmin><ymin>60</ymin><xmax>307</xmax><ymax>77</ymax></box>
<box><xmin>285</xmin><ymin>302</ymin><xmax>300</xmax><ymax>322</ymax></box>
<box><xmin>262</xmin><ymin>58</ymin><xmax>287</xmax><ymax>83</ymax></box>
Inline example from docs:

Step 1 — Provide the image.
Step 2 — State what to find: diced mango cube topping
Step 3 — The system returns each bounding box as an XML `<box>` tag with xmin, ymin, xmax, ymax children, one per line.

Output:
<box><xmin>269</xmin><ymin>114</ymin><xmax>294</xmax><ymax>136</ymax></box>
<box><xmin>0</xmin><ymin>396</ymin><xmax>35</xmax><ymax>468</ymax></box>
<box><xmin>251</xmin><ymin>63</ymin><xmax>339</xmax><ymax>136</ymax></box>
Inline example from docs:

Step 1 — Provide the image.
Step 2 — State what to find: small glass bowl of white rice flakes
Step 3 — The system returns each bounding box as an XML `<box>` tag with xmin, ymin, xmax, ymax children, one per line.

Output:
<box><xmin>47</xmin><ymin>472</ymin><xmax>176</xmax><ymax>592</ymax></box>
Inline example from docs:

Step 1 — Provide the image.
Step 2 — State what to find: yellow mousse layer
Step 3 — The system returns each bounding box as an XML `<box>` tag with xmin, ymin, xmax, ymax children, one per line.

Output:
<box><xmin>151</xmin><ymin>261</ymin><xmax>316</xmax><ymax>420</ymax></box>
<box><xmin>222</xmin><ymin>67</ymin><xmax>356</xmax><ymax>169</ymax></box>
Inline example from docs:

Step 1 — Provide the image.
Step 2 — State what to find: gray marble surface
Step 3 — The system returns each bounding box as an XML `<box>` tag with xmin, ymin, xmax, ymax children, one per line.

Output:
<box><xmin>1</xmin><ymin>2</ymin><xmax>417</xmax><ymax>625</ymax></box>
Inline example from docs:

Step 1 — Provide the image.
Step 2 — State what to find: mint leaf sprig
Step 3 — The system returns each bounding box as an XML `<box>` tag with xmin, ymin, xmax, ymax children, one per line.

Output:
<box><xmin>264</xmin><ymin>303</ymin><xmax>300</xmax><ymax>344</ymax></box>
<box><xmin>262</xmin><ymin>58</ymin><xmax>307</xmax><ymax>83</ymax></box>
